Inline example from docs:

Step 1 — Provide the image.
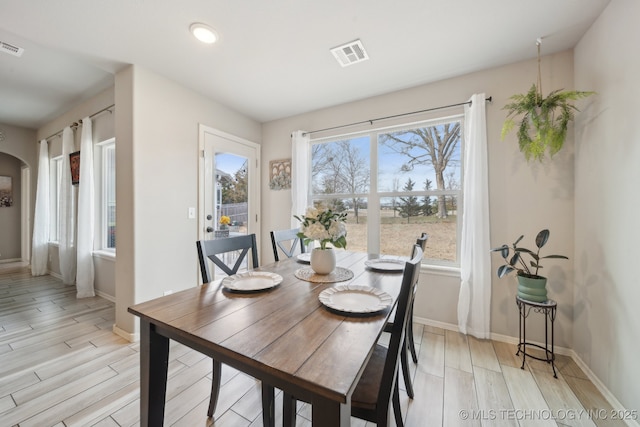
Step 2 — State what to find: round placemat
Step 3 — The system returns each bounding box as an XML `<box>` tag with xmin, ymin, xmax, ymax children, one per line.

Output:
<box><xmin>294</xmin><ymin>266</ymin><xmax>354</xmax><ymax>283</ymax></box>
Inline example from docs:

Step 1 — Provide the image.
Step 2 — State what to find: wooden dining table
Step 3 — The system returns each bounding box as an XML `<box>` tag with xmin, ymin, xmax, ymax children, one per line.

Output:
<box><xmin>128</xmin><ymin>250</ymin><xmax>406</xmax><ymax>426</ymax></box>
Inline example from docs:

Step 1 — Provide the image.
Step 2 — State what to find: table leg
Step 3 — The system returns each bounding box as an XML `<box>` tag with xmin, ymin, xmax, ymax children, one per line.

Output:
<box><xmin>312</xmin><ymin>396</ymin><xmax>350</xmax><ymax>426</ymax></box>
<box><xmin>140</xmin><ymin>319</ymin><xmax>169</xmax><ymax>427</ymax></box>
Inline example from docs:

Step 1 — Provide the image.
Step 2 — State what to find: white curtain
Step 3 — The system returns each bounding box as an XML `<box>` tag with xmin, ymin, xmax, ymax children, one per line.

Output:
<box><xmin>31</xmin><ymin>140</ymin><xmax>50</xmax><ymax>276</ymax></box>
<box><xmin>59</xmin><ymin>127</ymin><xmax>76</xmax><ymax>285</ymax></box>
<box><xmin>291</xmin><ymin>130</ymin><xmax>310</xmax><ymax>227</ymax></box>
<box><xmin>457</xmin><ymin>93</ymin><xmax>492</xmax><ymax>338</ymax></box>
<box><xmin>76</xmin><ymin>117</ymin><xmax>95</xmax><ymax>298</ymax></box>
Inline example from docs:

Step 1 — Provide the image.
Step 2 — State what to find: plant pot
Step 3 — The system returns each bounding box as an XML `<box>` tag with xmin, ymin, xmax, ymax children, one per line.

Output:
<box><xmin>310</xmin><ymin>248</ymin><xmax>336</xmax><ymax>275</ymax></box>
<box><xmin>517</xmin><ymin>274</ymin><xmax>548</xmax><ymax>303</ymax></box>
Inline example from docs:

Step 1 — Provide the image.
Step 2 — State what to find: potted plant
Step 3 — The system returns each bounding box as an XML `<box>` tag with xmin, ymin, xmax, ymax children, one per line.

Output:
<box><xmin>501</xmin><ymin>40</ymin><xmax>594</xmax><ymax>162</ymax></box>
<box><xmin>215</xmin><ymin>215</ymin><xmax>231</xmax><ymax>238</ymax></box>
<box><xmin>294</xmin><ymin>207</ymin><xmax>347</xmax><ymax>275</ymax></box>
<box><xmin>490</xmin><ymin>229</ymin><xmax>568</xmax><ymax>302</ymax></box>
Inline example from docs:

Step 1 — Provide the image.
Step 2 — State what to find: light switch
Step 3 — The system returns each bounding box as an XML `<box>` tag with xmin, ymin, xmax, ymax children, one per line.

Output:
<box><xmin>188</xmin><ymin>207</ymin><xmax>196</xmax><ymax>219</ymax></box>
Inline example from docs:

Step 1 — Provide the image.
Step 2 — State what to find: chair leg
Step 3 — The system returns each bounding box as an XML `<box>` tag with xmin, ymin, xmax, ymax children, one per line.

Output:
<box><xmin>207</xmin><ymin>359</ymin><xmax>222</xmax><ymax>417</ymax></box>
<box><xmin>401</xmin><ymin>339</ymin><xmax>415</xmax><ymax>399</ymax></box>
<box><xmin>393</xmin><ymin>377</ymin><xmax>404</xmax><ymax>427</ymax></box>
<box><xmin>261</xmin><ymin>383</ymin><xmax>275</xmax><ymax>427</ymax></box>
<box><xmin>408</xmin><ymin>301</ymin><xmax>418</xmax><ymax>363</ymax></box>
<box><xmin>283</xmin><ymin>392</ymin><xmax>297</xmax><ymax>427</ymax></box>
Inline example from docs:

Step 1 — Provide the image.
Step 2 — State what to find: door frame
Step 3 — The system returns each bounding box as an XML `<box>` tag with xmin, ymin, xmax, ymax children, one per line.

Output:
<box><xmin>21</xmin><ymin>165</ymin><xmax>31</xmax><ymax>263</ymax></box>
<box><xmin>197</xmin><ymin>124</ymin><xmax>261</xmax><ymax>255</ymax></box>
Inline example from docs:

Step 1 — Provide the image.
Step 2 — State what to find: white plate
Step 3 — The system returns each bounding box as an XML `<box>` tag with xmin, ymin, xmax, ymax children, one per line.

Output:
<box><xmin>319</xmin><ymin>285</ymin><xmax>393</xmax><ymax>314</ymax></box>
<box><xmin>296</xmin><ymin>253</ymin><xmax>311</xmax><ymax>263</ymax></box>
<box><xmin>364</xmin><ymin>259</ymin><xmax>405</xmax><ymax>272</ymax></box>
<box><xmin>221</xmin><ymin>272</ymin><xmax>283</xmax><ymax>292</ymax></box>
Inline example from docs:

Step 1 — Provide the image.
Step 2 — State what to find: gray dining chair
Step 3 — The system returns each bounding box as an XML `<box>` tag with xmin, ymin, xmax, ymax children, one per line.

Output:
<box><xmin>384</xmin><ymin>232</ymin><xmax>428</xmax><ymax>399</ymax></box>
<box><xmin>282</xmin><ymin>245</ymin><xmax>424</xmax><ymax>427</ymax></box>
<box><xmin>409</xmin><ymin>232</ymin><xmax>428</xmax><ymax>362</ymax></box>
<box><xmin>197</xmin><ymin>234</ymin><xmax>259</xmax><ymax>281</ymax></box>
<box><xmin>196</xmin><ymin>234</ymin><xmax>274</xmax><ymax>426</ymax></box>
<box><xmin>270</xmin><ymin>228</ymin><xmax>305</xmax><ymax>261</ymax></box>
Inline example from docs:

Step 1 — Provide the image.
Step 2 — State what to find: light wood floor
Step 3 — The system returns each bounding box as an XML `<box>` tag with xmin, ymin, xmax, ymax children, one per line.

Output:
<box><xmin>0</xmin><ymin>265</ymin><xmax>625</xmax><ymax>427</ymax></box>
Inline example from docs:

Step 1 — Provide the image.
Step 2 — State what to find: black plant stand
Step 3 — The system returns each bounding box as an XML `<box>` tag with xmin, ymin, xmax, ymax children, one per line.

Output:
<box><xmin>516</xmin><ymin>296</ymin><xmax>558</xmax><ymax>378</ymax></box>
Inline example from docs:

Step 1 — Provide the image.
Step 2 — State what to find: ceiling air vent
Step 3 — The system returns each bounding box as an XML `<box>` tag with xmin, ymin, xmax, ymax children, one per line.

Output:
<box><xmin>330</xmin><ymin>39</ymin><xmax>369</xmax><ymax>67</ymax></box>
<box><xmin>0</xmin><ymin>41</ymin><xmax>24</xmax><ymax>57</ymax></box>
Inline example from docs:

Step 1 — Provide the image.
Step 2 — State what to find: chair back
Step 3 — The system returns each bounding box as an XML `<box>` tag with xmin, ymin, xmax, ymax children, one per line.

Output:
<box><xmin>378</xmin><ymin>244</ymin><xmax>423</xmax><ymax>412</ymax></box>
<box><xmin>416</xmin><ymin>232</ymin><xmax>428</xmax><ymax>252</ymax></box>
<box><xmin>270</xmin><ymin>228</ymin><xmax>305</xmax><ymax>261</ymax></box>
<box><xmin>196</xmin><ymin>234</ymin><xmax>259</xmax><ymax>283</ymax></box>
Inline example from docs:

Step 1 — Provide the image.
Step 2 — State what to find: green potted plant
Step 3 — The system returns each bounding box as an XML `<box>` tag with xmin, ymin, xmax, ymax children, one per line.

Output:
<box><xmin>501</xmin><ymin>40</ymin><xmax>594</xmax><ymax>162</ymax></box>
<box><xmin>491</xmin><ymin>229</ymin><xmax>568</xmax><ymax>302</ymax></box>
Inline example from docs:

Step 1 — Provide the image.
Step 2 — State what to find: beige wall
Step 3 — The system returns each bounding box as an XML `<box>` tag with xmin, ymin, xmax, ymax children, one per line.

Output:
<box><xmin>574</xmin><ymin>0</ymin><xmax>640</xmax><ymax>411</ymax></box>
<box><xmin>262</xmin><ymin>50</ymin><xmax>576</xmax><ymax>348</ymax></box>
<box><xmin>114</xmin><ymin>65</ymin><xmax>261</xmax><ymax>337</ymax></box>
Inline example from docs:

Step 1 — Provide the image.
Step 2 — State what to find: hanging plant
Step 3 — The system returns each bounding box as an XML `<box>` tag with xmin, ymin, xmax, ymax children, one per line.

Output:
<box><xmin>501</xmin><ymin>39</ymin><xmax>594</xmax><ymax>162</ymax></box>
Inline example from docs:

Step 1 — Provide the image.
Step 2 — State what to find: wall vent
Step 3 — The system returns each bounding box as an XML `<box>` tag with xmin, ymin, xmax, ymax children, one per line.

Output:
<box><xmin>330</xmin><ymin>39</ymin><xmax>369</xmax><ymax>67</ymax></box>
<box><xmin>0</xmin><ymin>41</ymin><xmax>24</xmax><ymax>57</ymax></box>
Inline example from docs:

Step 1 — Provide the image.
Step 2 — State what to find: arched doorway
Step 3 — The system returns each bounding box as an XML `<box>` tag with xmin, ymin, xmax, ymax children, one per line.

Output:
<box><xmin>0</xmin><ymin>152</ymin><xmax>30</xmax><ymax>264</ymax></box>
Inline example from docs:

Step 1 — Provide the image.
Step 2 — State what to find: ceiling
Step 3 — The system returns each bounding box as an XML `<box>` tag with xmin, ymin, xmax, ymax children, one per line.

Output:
<box><xmin>0</xmin><ymin>0</ymin><xmax>610</xmax><ymax>130</ymax></box>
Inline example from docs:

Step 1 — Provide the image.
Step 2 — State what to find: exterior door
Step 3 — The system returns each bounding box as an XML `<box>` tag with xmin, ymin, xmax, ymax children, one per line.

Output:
<box><xmin>198</xmin><ymin>125</ymin><xmax>260</xmax><ymax>280</ymax></box>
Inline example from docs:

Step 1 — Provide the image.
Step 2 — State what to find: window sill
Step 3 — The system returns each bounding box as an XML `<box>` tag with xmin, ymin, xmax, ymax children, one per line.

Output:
<box><xmin>93</xmin><ymin>250</ymin><xmax>116</xmax><ymax>261</ymax></box>
<box><xmin>421</xmin><ymin>263</ymin><xmax>460</xmax><ymax>278</ymax></box>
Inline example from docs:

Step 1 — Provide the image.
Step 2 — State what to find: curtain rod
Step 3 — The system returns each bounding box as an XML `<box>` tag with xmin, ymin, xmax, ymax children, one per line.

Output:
<box><xmin>303</xmin><ymin>96</ymin><xmax>492</xmax><ymax>136</ymax></box>
<box><xmin>41</xmin><ymin>103</ymin><xmax>115</xmax><ymax>142</ymax></box>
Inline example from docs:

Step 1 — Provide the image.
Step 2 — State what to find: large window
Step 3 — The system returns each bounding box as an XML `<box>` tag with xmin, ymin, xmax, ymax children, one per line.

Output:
<box><xmin>98</xmin><ymin>138</ymin><xmax>116</xmax><ymax>250</ymax></box>
<box><xmin>310</xmin><ymin>116</ymin><xmax>463</xmax><ymax>266</ymax></box>
<box><xmin>49</xmin><ymin>156</ymin><xmax>63</xmax><ymax>242</ymax></box>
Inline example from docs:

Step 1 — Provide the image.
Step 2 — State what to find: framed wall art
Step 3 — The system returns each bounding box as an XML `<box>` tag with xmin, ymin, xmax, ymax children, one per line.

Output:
<box><xmin>0</xmin><ymin>175</ymin><xmax>13</xmax><ymax>207</ymax></box>
<box><xmin>269</xmin><ymin>158</ymin><xmax>291</xmax><ymax>190</ymax></box>
<box><xmin>69</xmin><ymin>151</ymin><xmax>80</xmax><ymax>185</ymax></box>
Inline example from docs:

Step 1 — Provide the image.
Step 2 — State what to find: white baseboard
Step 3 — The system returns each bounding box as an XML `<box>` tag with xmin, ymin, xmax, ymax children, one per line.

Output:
<box><xmin>0</xmin><ymin>258</ymin><xmax>22</xmax><ymax>264</ymax></box>
<box><xmin>413</xmin><ymin>316</ymin><xmax>637</xmax><ymax>424</ymax></box>
<box><xmin>47</xmin><ymin>270</ymin><xmax>62</xmax><ymax>280</ymax></box>
<box><xmin>568</xmin><ymin>350</ymin><xmax>640</xmax><ymax>427</ymax></box>
<box><xmin>113</xmin><ymin>324</ymin><xmax>139</xmax><ymax>343</ymax></box>
<box><xmin>95</xmin><ymin>290</ymin><xmax>115</xmax><ymax>303</ymax></box>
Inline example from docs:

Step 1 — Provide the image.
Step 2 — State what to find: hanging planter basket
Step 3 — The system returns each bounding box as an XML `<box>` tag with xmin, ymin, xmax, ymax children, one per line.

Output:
<box><xmin>501</xmin><ymin>40</ymin><xmax>594</xmax><ymax>162</ymax></box>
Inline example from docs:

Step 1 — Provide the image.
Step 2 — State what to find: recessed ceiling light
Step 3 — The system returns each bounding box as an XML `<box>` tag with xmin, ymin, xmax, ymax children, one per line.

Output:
<box><xmin>190</xmin><ymin>23</ymin><xmax>218</xmax><ymax>44</ymax></box>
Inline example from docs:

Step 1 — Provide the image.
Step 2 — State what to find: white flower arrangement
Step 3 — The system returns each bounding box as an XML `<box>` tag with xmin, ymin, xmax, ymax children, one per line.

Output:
<box><xmin>294</xmin><ymin>207</ymin><xmax>347</xmax><ymax>250</ymax></box>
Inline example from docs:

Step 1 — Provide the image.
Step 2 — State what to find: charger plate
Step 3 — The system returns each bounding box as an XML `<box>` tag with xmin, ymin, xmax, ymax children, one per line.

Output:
<box><xmin>295</xmin><ymin>267</ymin><xmax>354</xmax><ymax>283</ymax></box>
<box><xmin>364</xmin><ymin>258</ymin><xmax>405</xmax><ymax>272</ymax></box>
<box><xmin>221</xmin><ymin>271</ymin><xmax>283</xmax><ymax>292</ymax></box>
<box><xmin>319</xmin><ymin>284</ymin><xmax>393</xmax><ymax>314</ymax></box>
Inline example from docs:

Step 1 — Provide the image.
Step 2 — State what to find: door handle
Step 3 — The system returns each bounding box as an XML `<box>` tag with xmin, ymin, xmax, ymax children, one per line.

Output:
<box><xmin>206</xmin><ymin>226</ymin><xmax>214</xmax><ymax>233</ymax></box>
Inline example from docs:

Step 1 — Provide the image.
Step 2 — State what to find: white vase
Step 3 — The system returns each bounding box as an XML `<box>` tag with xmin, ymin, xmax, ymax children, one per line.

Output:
<box><xmin>310</xmin><ymin>248</ymin><xmax>336</xmax><ymax>275</ymax></box>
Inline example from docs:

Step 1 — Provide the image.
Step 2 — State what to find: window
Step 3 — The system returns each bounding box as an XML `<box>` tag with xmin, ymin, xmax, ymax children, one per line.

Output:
<box><xmin>310</xmin><ymin>116</ymin><xmax>463</xmax><ymax>266</ymax></box>
<box><xmin>49</xmin><ymin>156</ymin><xmax>63</xmax><ymax>242</ymax></box>
<box><xmin>98</xmin><ymin>138</ymin><xmax>116</xmax><ymax>250</ymax></box>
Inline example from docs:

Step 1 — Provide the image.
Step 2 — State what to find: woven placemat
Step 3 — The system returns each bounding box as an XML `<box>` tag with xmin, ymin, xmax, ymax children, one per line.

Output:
<box><xmin>294</xmin><ymin>266</ymin><xmax>354</xmax><ymax>283</ymax></box>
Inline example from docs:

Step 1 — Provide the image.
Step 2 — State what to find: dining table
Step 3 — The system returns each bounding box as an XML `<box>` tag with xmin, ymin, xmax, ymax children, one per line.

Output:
<box><xmin>128</xmin><ymin>250</ymin><xmax>407</xmax><ymax>426</ymax></box>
